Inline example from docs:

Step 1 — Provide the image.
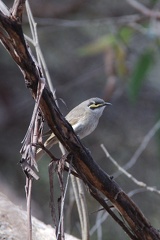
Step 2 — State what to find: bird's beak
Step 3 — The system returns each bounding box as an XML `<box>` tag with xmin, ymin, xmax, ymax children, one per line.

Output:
<box><xmin>104</xmin><ymin>102</ymin><xmax>112</xmax><ymax>106</ymax></box>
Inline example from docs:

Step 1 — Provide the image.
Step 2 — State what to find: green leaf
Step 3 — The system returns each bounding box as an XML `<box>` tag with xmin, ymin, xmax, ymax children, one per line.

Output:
<box><xmin>77</xmin><ymin>34</ymin><xmax>117</xmax><ymax>56</ymax></box>
<box><xmin>119</xmin><ymin>27</ymin><xmax>133</xmax><ymax>44</ymax></box>
<box><xmin>115</xmin><ymin>44</ymin><xmax>127</xmax><ymax>77</ymax></box>
<box><xmin>128</xmin><ymin>49</ymin><xmax>154</xmax><ymax>102</ymax></box>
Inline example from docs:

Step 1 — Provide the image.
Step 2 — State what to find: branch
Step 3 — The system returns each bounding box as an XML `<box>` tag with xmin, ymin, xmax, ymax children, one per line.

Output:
<box><xmin>101</xmin><ymin>144</ymin><xmax>160</xmax><ymax>195</ymax></box>
<box><xmin>126</xmin><ymin>0</ymin><xmax>160</xmax><ymax>19</ymax></box>
<box><xmin>11</xmin><ymin>0</ymin><xmax>25</xmax><ymax>21</ymax></box>
<box><xmin>113</xmin><ymin>119</ymin><xmax>160</xmax><ymax>179</ymax></box>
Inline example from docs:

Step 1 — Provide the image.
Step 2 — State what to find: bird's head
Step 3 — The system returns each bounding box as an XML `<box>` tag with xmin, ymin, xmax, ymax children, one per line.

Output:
<box><xmin>86</xmin><ymin>97</ymin><xmax>111</xmax><ymax>117</ymax></box>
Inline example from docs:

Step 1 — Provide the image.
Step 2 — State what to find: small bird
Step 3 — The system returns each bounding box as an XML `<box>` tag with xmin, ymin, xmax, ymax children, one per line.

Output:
<box><xmin>36</xmin><ymin>97</ymin><xmax>111</xmax><ymax>160</ymax></box>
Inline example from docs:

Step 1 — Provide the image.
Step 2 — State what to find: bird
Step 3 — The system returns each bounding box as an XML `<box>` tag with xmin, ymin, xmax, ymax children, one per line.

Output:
<box><xmin>36</xmin><ymin>97</ymin><xmax>111</xmax><ymax>161</ymax></box>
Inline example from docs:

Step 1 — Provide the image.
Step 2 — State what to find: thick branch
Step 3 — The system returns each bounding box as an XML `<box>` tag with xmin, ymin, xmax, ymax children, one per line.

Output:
<box><xmin>0</xmin><ymin>1</ymin><xmax>160</xmax><ymax>240</ymax></box>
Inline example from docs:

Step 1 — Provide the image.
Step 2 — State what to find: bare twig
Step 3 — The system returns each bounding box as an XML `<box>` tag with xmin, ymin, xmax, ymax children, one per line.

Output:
<box><xmin>0</xmin><ymin>0</ymin><xmax>9</xmax><ymax>16</ymax></box>
<box><xmin>20</xmin><ymin>79</ymin><xmax>45</xmax><ymax>179</ymax></box>
<box><xmin>56</xmin><ymin>158</ymin><xmax>71</xmax><ymax>240</ymax></box>
<box><xmin>126</xmin><ymin>0</ymin><xmax>160</xmax><ymax>19</ymax></box>
<box><xmin>25</xmin><ymin>0</ymin><xmax>55</xmax><ymax>96</ymax></box>
<box><xmin>25</xmin><ymin>178</ymin><xmax>32</xmax><ymax>240</ymax></box>
<box><xmin>88</xmin><ymin>183</ymin><xmax>138</xmax><ymax>240</ymax></box>
<box><xmin>77</xmin><ymin>179</ymin><xmax>89</xmax><ymax>240</ymax></box>
<box><xmin>115</xmin><ymin>119</ymin><xmax>160</xmax><ymax>177</ymax></box>
<box><xmin>33</xmin><ymin>14</ymin><xmax>141</xmax><ymax>28</ymax></box>
<box><xmin>101</xmin><ymin>144</ymin><xmax>160</xmax><ymax>195</ymax></box>
<box><xmin>65</xmin><ymin>149</ymin><xmax>90</xmax><ymax>240</ymax></box>
<box><xmin>71</xmin><ymin>177</ymin><xmax>89</xmax><ymax>240</ymax></box>
<box><xmin>56</xmin><ymin>158</ymin><xmax>65</xmax><ymax>240</ymax></box>
<box><xmin>11</xmin><ymin>0</ymin><xmax>25</xmax><ymax>21</ymax></box>
<box><xmin>35</xmin><ymin>142</ymin><xmax>59</xmax><ymax>161</ymax></box>
<box><xmin>48</xmin><ymin>161</ymin><xmax>57</xmax><ymax>226</ymax></box>
<box><xmin>90</xmin><ymin>188</ymin><xmax>147</xmax><ymax>238</ymax></box>
<box><xmin>60</xmin><ymin>143</ymin><xmax>90</xmax><ymax>240</ymax></box>
<box><xmin>90</xmin><ymin>208</ymin><xmax>109</xmax><ymax>239</ymax></box>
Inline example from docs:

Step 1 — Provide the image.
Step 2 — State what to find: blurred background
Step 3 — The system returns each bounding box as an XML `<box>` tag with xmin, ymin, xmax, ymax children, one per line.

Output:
<box><xmin>0</xmin><ymin>0</ymin><xmax>160</xmax><ymax>239</ymax></box>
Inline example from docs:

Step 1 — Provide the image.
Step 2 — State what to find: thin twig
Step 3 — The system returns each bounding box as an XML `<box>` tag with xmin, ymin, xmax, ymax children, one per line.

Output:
<box><xmin>33</xmin><ymin>14</ymin><xmax>141</xmax><ymax>28</ymax></box>
<box><xmin>70</xmin><ymin>175</ymin><xmax>84</xmax><ymax>233</ymax></box>
<box><xmin>90</xmin><ymin>208</ymin><xmax>106</xmax><ymax>238</ymax></box>
<box><xmin>88</xmin><ymin>183</ymin><xmax>138</xmax><ymax>240</ymax></box>
<box><xmin>101</xmin><ymin>144</ymin><xmax>160</xmax><ymax>195</ymax></box>
<box><xmin>115</xmin><ymin>119</ymin><xmax>160</xmax><ymax>177</ymax></box>
<box><xmin>57</xmin><ymin>159</ymin><xmax>65</xmax><ymax>240</ymax></box>
<box><xmin>35</xmin><ymin>142</ymin><xmax>59</xmax><ymax>161</ymax></box>
<box><xmin>77</xmin><ymin>178</ymin><xmax>89</xmax><ymax>240</ymax></box>
<box><xmin>25</xmin><ymin>0</ymin><xmax>55</xmax><ymax>96</ymax></box>
<box><xmin>25</xmin><ymin>178</ymin><xmax>33</xmax><ymax>240</ymax></box>
<box><xmin>48</xmin><ymin>161</ymin><xmax>57</xmax><ymax>226</ymax></box>
<box><xmin>0</xmin><ymin>0</ymin><xmax>9</xmax><ymax>16</ymax></box>
<box><xmin>20</xmin><ymin>79</ymin><xmax>45</xmax><ymax>178</ymax></box>
<box><xmin>56</xmin><ymin>159</ymin><xmax>71</xmax><ymax>240</ymax></box>
<box><xmin>90</xmin><ymin>188</ymin><xmax>146</xmax><ymax>237</ymax></box>
<box><xmin>61</xmin><ymin>146</ymin><xmax>90</xmax><ymax>240</ymax></box>
<box><xmin>11</xmin><ymin>0</ymin><xmax>25</xmax><ymax>21</ymax></box>
<box><xmin>126</xmin><ymin>0</ymin><xmax>160</xmax><ymax>19</ymax></box>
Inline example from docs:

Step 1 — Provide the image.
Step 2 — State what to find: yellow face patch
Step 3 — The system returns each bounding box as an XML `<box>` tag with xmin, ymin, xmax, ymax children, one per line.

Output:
<box><xmin>89</xmin><ymin>103</ymin><xmax>105</xmax><ymax>109</ymax></box>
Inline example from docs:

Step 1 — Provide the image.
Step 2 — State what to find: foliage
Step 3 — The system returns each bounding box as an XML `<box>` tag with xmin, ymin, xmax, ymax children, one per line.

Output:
<box><xmin>128</xmin><ymin>49</ymin><xmax>155</xmax><ymax>102</ymax></box>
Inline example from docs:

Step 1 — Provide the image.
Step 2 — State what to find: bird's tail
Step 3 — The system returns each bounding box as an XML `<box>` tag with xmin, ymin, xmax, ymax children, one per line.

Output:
<box><xmin>36</xmin><ymin>133</ymin><xmax>58</xmax><ymax>161</ymax></box>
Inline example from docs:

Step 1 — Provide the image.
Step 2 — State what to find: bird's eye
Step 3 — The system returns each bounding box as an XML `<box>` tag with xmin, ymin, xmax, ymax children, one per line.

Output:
<box><xmin>88</xmin><ymin>101</ymin><xmax>95</xmax><ymax>107</ymax></box>
<box><xmin>89</xmin><ymin>103</ymin><xmax>96</xmax><ymax>108</ymax></box>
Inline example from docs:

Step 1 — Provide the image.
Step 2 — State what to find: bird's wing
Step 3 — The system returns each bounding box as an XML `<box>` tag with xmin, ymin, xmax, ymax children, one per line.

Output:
<box><xmin>36</xmin><ymin>108</ymin><xmax>84</xmax><ymax>161</ymax></box>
